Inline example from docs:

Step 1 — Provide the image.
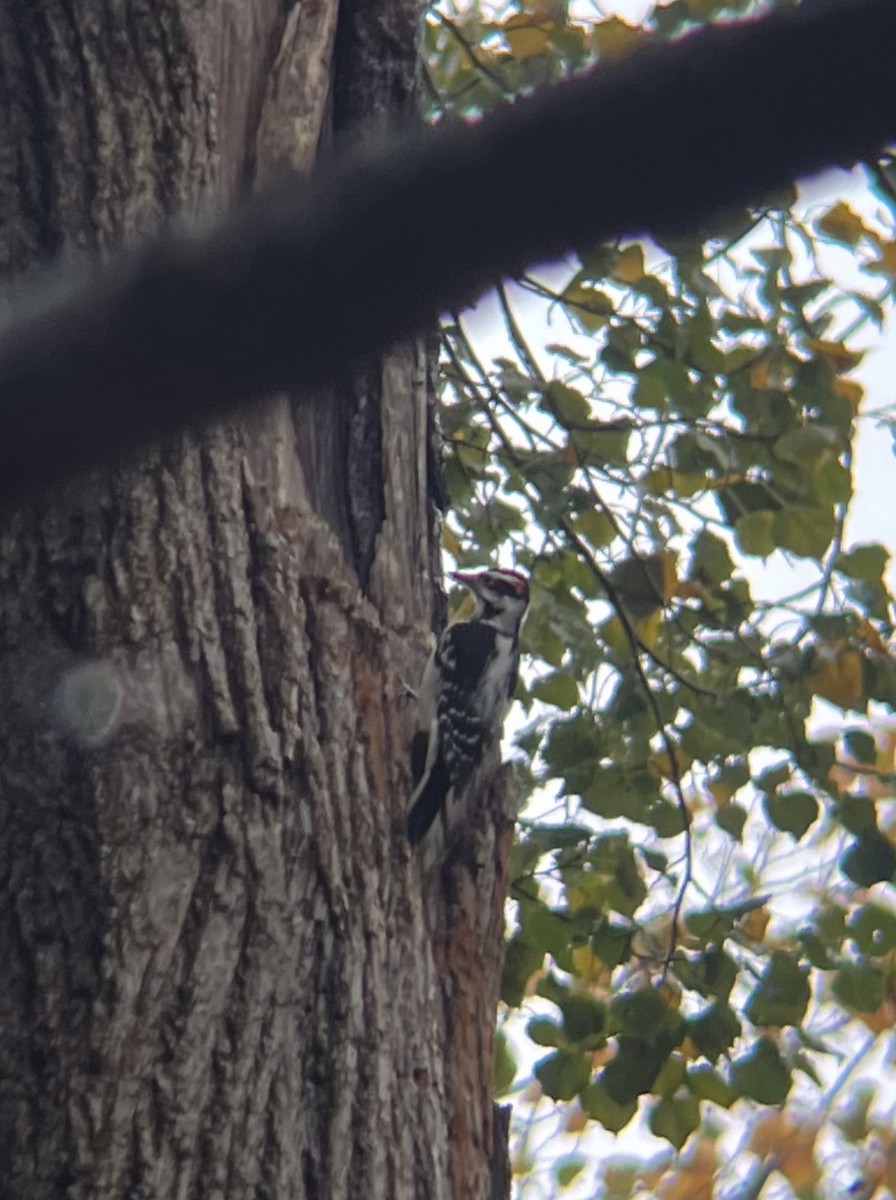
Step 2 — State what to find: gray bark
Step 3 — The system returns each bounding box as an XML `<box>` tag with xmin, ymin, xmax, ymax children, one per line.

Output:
<box><xmin>0</xmin><ymin>3</ymin><xmax>511</xmax><ymax>1198</ymax></box>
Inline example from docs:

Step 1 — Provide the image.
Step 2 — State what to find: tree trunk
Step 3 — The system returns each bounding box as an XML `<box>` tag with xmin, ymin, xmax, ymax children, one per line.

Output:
<box><xmin>0</xmin><ymin>4</ymin><xmax>512</xmax><ymax>1198</ymax></box>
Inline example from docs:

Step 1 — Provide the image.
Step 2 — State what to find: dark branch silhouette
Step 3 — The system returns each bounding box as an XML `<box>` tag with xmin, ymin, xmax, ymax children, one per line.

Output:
<box><xmin>0</xmin><ymin>0</ymin><xmax>892</xmax><ymax>503</ymax></box>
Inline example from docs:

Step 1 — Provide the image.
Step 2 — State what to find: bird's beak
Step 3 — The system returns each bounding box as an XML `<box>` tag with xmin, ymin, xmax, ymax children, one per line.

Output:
<box><xmin>451</xmin><ymin>570</ymin><xmax>480</xmax><ymax>591</ymax></box>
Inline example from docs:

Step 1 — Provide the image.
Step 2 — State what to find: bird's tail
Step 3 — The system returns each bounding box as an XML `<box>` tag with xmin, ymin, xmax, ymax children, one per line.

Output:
<box><xmin>407</xmin><ymin>757</ymin><xmax>452</xmax><ymax>845</ymax></box>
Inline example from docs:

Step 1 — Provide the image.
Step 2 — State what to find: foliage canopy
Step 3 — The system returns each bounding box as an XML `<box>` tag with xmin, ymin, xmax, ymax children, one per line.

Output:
<box><xmin>426</xmin><ymin>2</ymin><xmax>896</xmax><ymax>1195</ymax></box>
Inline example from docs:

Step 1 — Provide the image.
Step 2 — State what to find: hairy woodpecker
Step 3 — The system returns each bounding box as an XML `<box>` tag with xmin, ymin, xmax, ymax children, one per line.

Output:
<box><xmin>406</xmin><ymin>567</ymin><xmax>530</xmax><ymax>845</ymax></box>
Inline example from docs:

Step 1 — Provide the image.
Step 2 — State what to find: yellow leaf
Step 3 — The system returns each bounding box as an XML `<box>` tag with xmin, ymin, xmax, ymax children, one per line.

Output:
<box><xmin>560</xmin><ymin>280</ymin><xmax>612</xmax><ymax>332</ymax></box>
<box><xmin>709</xmin><ymin>780</ymin><xmax>733</xmax><ymax>807</ymax></box>
<box><xmin>741</xmin><ymin>906</ymin><xmax>770</xmax><ymax>943</ymax></box>
<box><xmin>868</xmin><ymin>240</ymin><xmax>896</xmax><ymax>282</ymax></box>
<box><xmin>834</xmin><ymin>378</ymin><xmax>864</xmax><ymax>409</ymax></box>
<box><xmin>804</xmin><ymin>338</ymin><xmax>864</xmax><ymax>374</ymax></box>
<box><xmin>590</xmin><ymin>15</ymin><xmax>643</xmax><ymax>60</ymax></box>
<box><xmin>748</xmin><ymin>359</ymin><xmax>771</xmax><ymax>389</ymax></box>
<box><xmin>856</xmin><ymin>619</ymin><xmax>887</xmax><ymax>656</ymax></box>
<box><xmin>634</xmin><ymin>608</ymin><xmax>661</xmax><ymax>649</ymax></box>
<box><xmin>610</xmin><ymin>243</ymin><xmax>645</xmax><ymax>283</ymax></box>
<box><xmin>564</xmin><ymin>1104</ymin><xmax>588</xmax><ymax>1133</ymax></box>
<box><xmin>657</xmin><ymin>1139</ymin><xmax>716</xmax><ymax>1200</ymax></box>
<box><xmin>808</xmin><ymin>648</ymin><xmax>864</xmax><ymax>710</ymax></box>
<box><xmin>441</xmin><ymin>527</ymin><xmax>462</xmax><ymax>558</ymax></box>
<box><xmin>502</xmin><ymin>12</ymin><xmax>552</xmax><ymax>58</ymax></box>
<box><xmin>649</xmin><ymin>750</ymin><xmax>692</xmax><ymax>780</ymax></box>
<box><xmin>571</xmin><ymin>943</ymin><xmax>611</xmax><ymax>984</ymax></box>
<box><xmin>816</xmin><ymin>201</ymin><xmax>869</xmax><ymax>247</ymax></box>
<box><xmin>751</xmin><ymin>1113</ymin><xmax>820</xmax><ymax>1189</ymax></box>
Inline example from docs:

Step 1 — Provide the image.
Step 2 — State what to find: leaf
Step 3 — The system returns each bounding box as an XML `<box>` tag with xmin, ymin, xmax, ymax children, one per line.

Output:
<box><xmin>731</xmin><ymin>1037</ymin><xmax>792</xmax><ymax>1104</ymax></box>
<box><xmin>532</xmin><ymin>672</ymin><xmax>579</xmax><ymax>710</ymax></box>
<box><xmin>690</xmin><ymin>530</ymin><xmax>734</xmax><ymax>584</ymax></box>
<box><xmin>502</xmin><ymin>935</ymin><xmax>544</xmax><ymax>1006</ymax></box>
<box><xmin>591</xmin><ymin>920</ymin><xmax>633</xmax><ymax>968</ymax></box>
<box><xmin>611</xmin><ymin>243</ymin><xmax>646</xmax><ymax>283</ymax></box>
<box><xmin>868</xmin><ymin>239</ymin><xmax>896</xmax><ymax>281</ymax></box>
<box><xmin>763</xmin><ymin>791</ymin><xmax>819</xmax><ymax>841</ymax></box>
<box><xmin>501</xmin><ymin>12</ymin><xmax>552</xmax><ymax>57</ymax></box>
<box><xmin>715</xmin><ymin>803</ymin><xmax>747</xmax><ymax>842</ymax></box>
<box><xmin>686</xmin><ymin>1064</ymin><xmax>737</xmax><ymax>1108</ymax></box>
<box><xmin>494</xmin><ymin>1029</ymin><xmax>517</xmax><ymax>1095</ymax></box>
<box><xmin>774</xmin><ymin>507</ymin><xmax>836</xmax><ymax>559</ymax></box>
<box><xmin>773</xmin><ymin>424</ymin><xmax>839</xmax><ymax>465</ymax></box>
<box><xmin>580</xmin><ymin>1081</ymin><xmax>638</xmax><ymax>1132</ymax></box>
<box><xmin>545</xmin><ymin>381</ymin><xmax>590</xmax><ymax>426</ymax></box>
<box><xmin>534</xmin><ymin>1049</ymin><xmax>591</xmax><ymax>1101</ymax></box>
<box><xmin>560</xmin><ymin>279</ymin><xmax>613</xmax><ymax>332</ymax></box>
<box><xmin>744</xmin><ymin>952</ymin><xmax>810</xmax><ymax>1028</ymax></box>
<box><xmin>832</xmin><ymin>964</ymin><xmax>885</xmax><ymax>1014</ymax></box>
<box><xmin>687</xmin><ymin>1002</ymin><xmax>740</xmax><ymax>1062</ymax></box>
<box><xmin>837</xmin><ymin>543</ymin><xmax>890</xmax><ymax>583</ymax></box>
<box><xmin>804</xmin><ymin>338</ymin><xmax>864</xmax><ymax>374</ymax></box>
<box><xmin>590</xmin><ymin>15</ymin><xmax>643</xmax><ymax>59</ymax></box>
<box><xmin>734</xmin><ymin>511</ymin><xmax>776</xmax><ymax>557</ymax></box>
<box><xmin>554</xmin><ymin>1157</ymin><xmax>587</xmax><ymax>1190</ymax></box>
<box><xmin>571</xmin><ymin>508</ymin><xmax>616</xmax><ymax>550</ymax></box>
<box><xmin>808</xmin><ymin>648</ymin><xmax>863</xmax><ymax>710</ymax></box>
<box><xmin>649</xmin><ymin>1094</ymin><xmax>701</xmax><ymax>1151</ymax></box>
<box><xmin>561</xmin><ymin>992</ymin><xmax>607</xmax><ymax>1044</ymax></box>
<box><xmin>527</xmin><ymin>1016</ymin><xmax>565</xmax><ymax>1048</ymax></box>
<box><xmin>848</xmin><ymin>904</ymin><xmax>896</xmax><ymax>956</ymax></box>
<box><xmin>841</xmin><ymin>829</ymin><xmax>896</xmax><ymax>887</ymax></box>
<box><xmin>844</xmin><ymin>729</ymin><xmax>877</xmax><ymax>765</ymax></box>
<box><xmin>816</xmin><ymin>201</ymin><xmax>869</xmax><ymax>246</ymax></box>
<box><xmin>685</xmin><ymin>896</ymin><xmax>768</xmax><ymax>945</ymax></box>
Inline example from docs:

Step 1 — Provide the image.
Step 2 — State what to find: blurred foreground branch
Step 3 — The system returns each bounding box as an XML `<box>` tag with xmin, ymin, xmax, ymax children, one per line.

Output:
<box><xmin>0</xmin><ymin>0</ymin><xmax>893</xmax><ymax>503</ymax></box>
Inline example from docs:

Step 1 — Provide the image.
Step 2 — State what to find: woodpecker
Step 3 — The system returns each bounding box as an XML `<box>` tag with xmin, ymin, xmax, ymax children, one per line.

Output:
<box><xmin>407</xmin><ymin>567</ymin><xmax>530</xmax><ymax>845</ymax></box>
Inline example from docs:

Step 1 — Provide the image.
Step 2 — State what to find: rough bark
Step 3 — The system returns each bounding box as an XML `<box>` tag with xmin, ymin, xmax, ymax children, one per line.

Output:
<box><xmin>0</xmin><ymin>4</ymin><xmax>511</xmax><ymax>1199</ymax></box>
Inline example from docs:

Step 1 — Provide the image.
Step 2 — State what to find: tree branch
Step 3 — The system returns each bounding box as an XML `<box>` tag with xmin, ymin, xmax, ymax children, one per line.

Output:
<box><xmin>0</xmin><ymin>0</ymin><xmax>893</xmax><ymax>502</ymax></box>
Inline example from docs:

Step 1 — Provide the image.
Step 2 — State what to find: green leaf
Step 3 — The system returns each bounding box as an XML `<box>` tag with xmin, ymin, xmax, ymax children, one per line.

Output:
<box><xmin>832</xmin><ymin>963</ymin><xmax>885</xmax><ymax>1014</ymax></box>
<box><xmin>591</xmin><ymin>920</ymin><xmax>633</xmax><ymax>968</ymax></box>
<box><xmin>691</xmin><ymin>529</ymin><xmax>734</xmax><ymax>584</ymax></box>
<box><xmin>560</xmin><ymin>992</ymin><xmax>607</xmax><ymax>1043</ymax></box>
<box><xmin>841</xmin><ymin>829</ymin><xmax>896</xmax><ymax>887</ymax></box>
<box><xmin>734</xmin><ymin>510</ymin><xmax>776</xmax><ymax>557</ymax></box>
<box><xmin>848</xmin><ymin>904</ymin><xmax>896</xmax><ymax>956</ymax></box>
<box><xmin>844</xmin><ymin>729</ymin><xmax>877</xmax><ymax>765</ymax></box>
<box><xmin>648</xmin><ymin>1093</ymin><xmax>701</xmax><ymax>1151</ymax></box>
<box><xmin>502</xmin><ymin>935</ymin><xmax>544</xmax><ymax>1007</ymax></box>
<box><xmin>674</xmin><ymin>946</ymin><xmax>737</xmax><ymax>1000</ymax></box>
<box><xmin>687</xmin><ymin>1002</ymin><xmax>740</xmax><ymax>1062</ymax></box>
<box><xmin>545</xmin><ymin>380</ymin><xmax>590</xmax><ymax>425</ymax></box>
<box><xmin>686</xmin><ymin>1064</ymin><xmax>737</xmax><ymax>1108</ymax></box>
<box><xmin>649</xmin><ymin>799</ymin><xmax>689</xmax><ymax>838</ymax></box>
<box><xmin>763</xmin><ymin>791</ymin><xmax>819</xmax><ymax>841</ymax></box>
<box><xmin>532</xmin><ymin>672</ymin><xmax>580</xmax><ymax>710</ymax></box>
<box><xmin>773</xmin><ymin>424</ymin><xmax>838</xmax><ymax>464</ymax></box>
<box><xmin>731</xmin><ymin>1037</ymin><xmax>792</xmax><ymax>1104</ymax></box>
<box><xmin>837</xmin><ymin>543</ymin><xmax>889</xmax><ymax>582</ymax></box>
<box><xmin>744</xmin><ymin>951</ymin><xmax>810</xmax><ymax>1028</ymax></box>
<box><xmin>527</xmin><ymin>1017</ymin><xmax>565</xmax><ymax>1048</ymax></box>
<box><xmin>612</xmin><ymin>987</ymin><xmax>669</xmax><ymax>1040</ymax></box>
<box><xmin>774</xmin><ymin>507</ymin><xmax>837</xmax><ymax>559</ymax></box>
<box><xmin>580</xmin><ymin>1081</ymin><xmax>638</xmax><ymax>1133</ymax></box>
<box><xmin>494</xmin><ymin>1029</ymin><xmax>517</xmax><ymax>1095</ymax></box>
<box><xmin>685</xmin><ymin>896</ymin><xmax>768</xmax><ymax>945</ymax></box>
<box><xmin>554</xmin><ymin>1158</ymin><xmax>587</xmax><ymax>1190</ymax></box>
<box><xmin>534</xmin><ymin>1050</ymin><xmax>592</xmax><ymax>1101</ymax></box>
<box><xmin>715</xmin><ymin>802</ymin><xmax>747</xmax><ymax>841</ymax></box>
<box><xmin>571</xmin><ymin>507</ymin><xmax>616</xmax><ymax>550</ymax></box>
<box><xmin>521</xmin><ymin>903</ymin><xmax>571</xmax><ymax>958</ymax></box>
